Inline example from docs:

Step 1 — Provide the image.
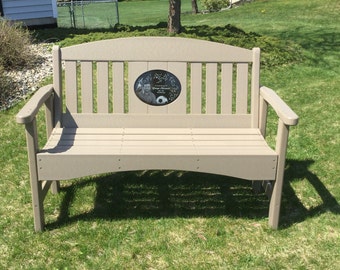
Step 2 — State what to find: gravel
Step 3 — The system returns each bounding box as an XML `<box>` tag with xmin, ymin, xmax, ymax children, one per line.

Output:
<box><xmin>1</xmin><ymin>43</ymin><xmax>53</xmax><ymax>111</ymax></box>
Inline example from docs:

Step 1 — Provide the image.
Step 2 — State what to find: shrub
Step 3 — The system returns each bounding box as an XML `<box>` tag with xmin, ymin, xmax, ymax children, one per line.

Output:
<box><xmin>0</xmin><ymin>19</ymin><xmax>34</xmax><ymax>69</ymax></box>
<box><xmin>0</xmin><ymin>19</ymin><xmax>35</xmax><ymax>110</ymax></box>
<box><xmin>56</xmin><ymin>24</ymin><xmax>303</xmax><ymax>68</ymax></box>
<box><xmin>0</xmin><ymin>65</ymin><xmax>17</xmax><ymax>110</ymax></box>
<box><xmin>201</xmin><ymin>0</ymin><xmax>230</xmax><ymax>12</ymax></box>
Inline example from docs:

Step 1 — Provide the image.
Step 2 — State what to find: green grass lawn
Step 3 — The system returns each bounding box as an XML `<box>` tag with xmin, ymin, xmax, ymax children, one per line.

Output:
<box><xmin>1</xmin><ymin>0</ymin><xmax>339</xmax><ymax>269</ymax></box>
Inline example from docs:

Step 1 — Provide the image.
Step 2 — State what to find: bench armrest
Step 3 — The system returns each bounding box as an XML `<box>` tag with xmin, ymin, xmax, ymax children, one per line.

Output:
<box><xmin>16</xmin><ymin>85</ymin><xmax>54</xmax><ymax>124</ymax></box>
<box><xmin>260</xmin><ymin>86</ymin><xmax>299</xmax><ymax>126</ymax></box>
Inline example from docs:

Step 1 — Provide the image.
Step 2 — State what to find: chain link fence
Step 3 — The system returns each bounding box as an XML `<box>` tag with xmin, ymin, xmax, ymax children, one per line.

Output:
<box><xmin>57</xmin><ymin>0</ymin><xmax>119</xmax><ymax>28</ymax></box>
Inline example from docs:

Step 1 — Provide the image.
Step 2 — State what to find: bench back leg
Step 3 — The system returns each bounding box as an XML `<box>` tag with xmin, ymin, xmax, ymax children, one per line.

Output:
<box><xmin>51</xmin><ymin>181</ymin><xmax>60</xmax><ymax>194</ymax></box>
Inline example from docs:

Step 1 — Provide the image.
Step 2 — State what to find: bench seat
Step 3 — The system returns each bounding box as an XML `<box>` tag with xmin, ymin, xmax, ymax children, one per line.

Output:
<box><xmin>38</xmin><ymin>127</ymin><xmax>277</xmax><ymax>181</ymax></box>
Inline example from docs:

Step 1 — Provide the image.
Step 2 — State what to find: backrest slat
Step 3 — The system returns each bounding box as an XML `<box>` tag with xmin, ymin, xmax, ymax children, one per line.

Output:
<box><xmin>65</xmin><ymin>61</ymin><xmax>78</xmax><ymax>113</ymax></box>
<box><xmin>221</xmin><ymin>63</ymin><xmax>233</xmax><ymax>114</ymax></box>
<box><xmin>251</xmin><ymin>48</ymin><xmax>260</xmax><ymax>127</ymax></box>
<box><xmin>236</xmin><ymin>63</ymin><xmax>249</xmax><ymax>114</ymax></box>
<box><xmin>96</xmin><ymin>62</ymin><xmax>109</xmax><ymax>113</ymax></box>
<box><xmin>205</xmin><ymin>63</ymin><xmax>218</xmax><ymax>114</ymax></box>
<box><xmin>190</xmin><ymin>63</ymin><xmax>203</xmax><ymax>114</ymax></box>
<box><xmin>52</xmin><ymin>45</ymin><xmax>62</xmax><ymax>127</ymax></box>
<box><xmin>113</xmin><ymin>62</ymin><xmax>125</xmax><ymax>113</ymax></box>
<box><xmin>80</xmin><ymin>61</ymin><xmax>93</xmax><ymax>113</ymax></box>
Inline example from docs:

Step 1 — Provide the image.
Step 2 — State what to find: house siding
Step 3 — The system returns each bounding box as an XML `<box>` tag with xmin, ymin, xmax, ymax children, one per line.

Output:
<box><xmin>1</xmin><ymin>0</ymin><xmax>57</xmax><ymax>26</ymax></box>
<box><xmin>0</xmin><ymin>1</ymin><xmax>4</xmax><ymax>17</ymax></box>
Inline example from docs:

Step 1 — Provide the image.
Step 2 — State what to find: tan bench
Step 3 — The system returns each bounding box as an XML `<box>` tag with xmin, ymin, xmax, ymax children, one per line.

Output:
<box><xmin>16</xmin><ymin>37</ymin><xmax>298</xmax><ymax>231</ymax></box>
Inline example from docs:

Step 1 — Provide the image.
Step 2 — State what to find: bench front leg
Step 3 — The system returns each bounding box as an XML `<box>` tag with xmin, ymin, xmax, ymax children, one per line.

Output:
<box><xmin>260</xmin><ymin>86</ymin><xmax>298</xmax><ymax>229</ymax></box>
<box><xmin>25</xmin><ymin>119</ymin><xmax>45</xmax><ymax>232</ymax></box>
<box><xmin>268</xmin><ymin>119</ymin><xmax>290</xmax><ymax>229</ymax></box>
<box><xmin>17</xmin><ymin>85</ymin><xmax>56</xmax><ymax>231</ymax></box>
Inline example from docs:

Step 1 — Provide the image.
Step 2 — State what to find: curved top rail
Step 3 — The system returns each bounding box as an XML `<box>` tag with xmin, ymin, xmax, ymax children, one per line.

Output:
<box><xmin>58</xmin><ymin>37</ymin><xmax>255</xmax><ymax>62</ymax></box>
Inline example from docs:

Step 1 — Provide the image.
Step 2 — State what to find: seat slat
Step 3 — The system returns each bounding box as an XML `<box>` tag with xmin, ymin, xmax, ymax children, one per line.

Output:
<box><xmin>50</xmin><ymin>127</ymin><xmax>260</xmax><ymax>135</ymax></box>
<box><xmin>46</xmin><ymin>133</ymin><xmax>265</xmax><ymax>142</ymax></box>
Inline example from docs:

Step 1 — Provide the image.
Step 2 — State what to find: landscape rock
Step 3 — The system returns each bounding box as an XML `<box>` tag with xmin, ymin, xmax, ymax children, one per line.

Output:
<box><xmin>1</xmin><ymin>43</ymin><xmax>53</xmax><ymax>111</ymax></box>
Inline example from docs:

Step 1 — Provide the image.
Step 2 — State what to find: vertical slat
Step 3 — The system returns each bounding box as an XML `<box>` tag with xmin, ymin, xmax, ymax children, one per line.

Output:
<box><xmin>81</xmin><ymin>61</ymin><xmax>93</xmax><ymax>113</ymax></box>
<box><xmin>44</xmin><ymin>84</ymin><xmax>60</xmax><ymax>195</ymax></box>
<box><xmin>113</xmin><ymin>62</ymin><xmax>125</xmax><ymax>113</ymax></box>
<box><xmin>44</xmin><ymin>93</ymin><xmax>54</xmax><ymax>137</ymax></box>
<box><xmin>128</xmin><ymin>62</ymin><xmax>148</xmax><ymax>113</ymax></box>
<box><xmin>190</xmin><ymin>63</ymin><xmax>202</xmax><ymax>114</ymax></box>
<box><xmin>65</xmin><ymin>61</ymin><xmax>78</xmax><ymax>113</ymax></box>
<box><xmin>259</xmin><ymin>95</ymin><xmax>268</xmax><ymax>137</ymax></box>
<box><xmin>251</xmin><ymin>48</ymin><xmax>260</xmax><ymax>127</ymax></box>
<box><xmin>168</xmin><ymin>62</ymin><xmax>187</xmax><ymax>114</ymax></box>
<box><xmin>236</xmin><ymin>63</ymin><xmax>248</xmax><ymax>114</ymax></box>
<box><xmin>52</xmin><ymin>45</ymin><xmax>62</xmax><ymax>127</ymax></box>
<box><xmin>221</xmin><ymin>63</ymin><xmax>233</xmax><ymax>114</ymax></box>
<box><xmin>206</xmin><ymin>63</ymin><xmax>218</xmax><ymax>114</ymax></box>
<box><xmin>97</xmin><ymin>62</ymin><xmax>109</xmax><ymax>113</ymax></box>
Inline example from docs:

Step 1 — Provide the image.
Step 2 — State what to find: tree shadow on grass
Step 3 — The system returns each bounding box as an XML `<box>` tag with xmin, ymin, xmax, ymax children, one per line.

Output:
<box><xmin>47</xmin><ymin>159</ymin><xmax>339</xmax><ymax>230</ymax></box>
<box><xmin>273</xmin><ymin>27</ymin><xmax>340</xmax><ymax>68</ymax></box>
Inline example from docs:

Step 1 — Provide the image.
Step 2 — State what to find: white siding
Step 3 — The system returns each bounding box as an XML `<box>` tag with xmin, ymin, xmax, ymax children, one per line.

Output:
<box><xmin>2</xmin><ymin>0</ymin><xmax>57</xmax><ymax>21</ymax></box>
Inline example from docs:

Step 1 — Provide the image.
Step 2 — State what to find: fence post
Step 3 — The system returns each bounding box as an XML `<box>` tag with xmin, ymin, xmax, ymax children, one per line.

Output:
<box><xmin>114</xmin><ymin>0</ymin><xmax>120</xmax><ymax>24</ymax></box>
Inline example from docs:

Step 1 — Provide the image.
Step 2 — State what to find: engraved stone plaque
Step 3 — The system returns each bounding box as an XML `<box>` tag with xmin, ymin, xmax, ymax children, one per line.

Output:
<box><xmin>134</xmin><ymin>69</ymin><xmax>181</xmax><ymax>106</ymax></box>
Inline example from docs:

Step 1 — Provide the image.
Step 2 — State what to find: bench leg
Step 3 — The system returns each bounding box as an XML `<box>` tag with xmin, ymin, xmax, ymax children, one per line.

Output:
<box><xmin>25</xmin><ymin>120</ymin><xmax>45</xmax><ymax>232</ymax></box>
<box><xmin>51</xmin><ymin>181</ymin><xmax>60</xmax><ymax>194</ymax></box>
<box><xmin>252</xmin><ymin>181</ymin><xmax>263</xmax><ymax>194</ymax></box>
<box><xmin>30</xmin><ymin>178</ymin><xmax>45</xmax><ymax>232</ymax></box>
<box><xmin>268</xmin><ymin>120</ymin><xmax>290</xmax><ymax>229</ymax></box>
<box><xmin>252</xmin><ymin>181</ymin><xmax>273</xmax><ymax>198</ymax></box>
<box><xmin>268</xmin><ymin>174</ymin><xmax>283</xmax><ymax>229</ymax></box>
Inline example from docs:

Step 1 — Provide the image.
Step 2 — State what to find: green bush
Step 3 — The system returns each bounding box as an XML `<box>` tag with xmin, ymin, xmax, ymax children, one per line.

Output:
<box><xmin>0</xmin><ymin>65</ymin><xmax>16</xmax><ymax>110</ymax></box>
<box><xmin>57</xmin><ymin>24</ymin><xmax>303</xmax><ymax>68</ymax></box>
<box><xmin>0</xmin><ymin>19</ymin><xmax>34</xmax><ymax>110</ymax></box>
<box><xmin>0</xmin><ymin>19</ymin><xmax>33</xmax><ymax>69</ymax></box>
<box><xmin>201</xmin><ymin>0</ymin><xmax>230</xmax><ymax>11</ymax></box>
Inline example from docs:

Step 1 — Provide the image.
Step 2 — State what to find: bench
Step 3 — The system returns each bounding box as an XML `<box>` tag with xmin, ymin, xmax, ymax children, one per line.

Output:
<box><xmin>16</xmin><ymin>37</ymin><xmax>298</xmax><ymax>231</ymax></box>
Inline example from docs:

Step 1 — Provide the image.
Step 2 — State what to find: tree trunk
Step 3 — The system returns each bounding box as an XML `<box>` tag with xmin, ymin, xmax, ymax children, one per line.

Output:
<box><xmin>191</xmin><ymin>0</ymin><xmax>198</xmax><ymax>14</ymax></box>
<box><xmin>168</xmin><ymin>0</ymin><xmax>181</xmax><ymax>34</ymax></box>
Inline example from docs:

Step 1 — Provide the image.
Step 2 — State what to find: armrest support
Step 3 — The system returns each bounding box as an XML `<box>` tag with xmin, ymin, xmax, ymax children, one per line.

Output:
<box><xmin>260</xmin><ymin>86</ymin><xmax>299</xmax><ymax>126</ymax></box>
<box><xmin>16</xmin><ymin>85</ymin><xmax>54</xmax><ymax>124</ymax></box>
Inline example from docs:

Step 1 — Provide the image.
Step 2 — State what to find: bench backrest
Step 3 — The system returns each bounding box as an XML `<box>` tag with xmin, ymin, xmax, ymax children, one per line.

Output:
<box><xmin>52</xmin><ymin>37</ymin><xmax>260</xmax><ymax>129</ymax></box>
